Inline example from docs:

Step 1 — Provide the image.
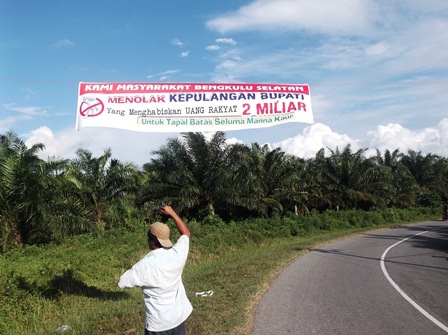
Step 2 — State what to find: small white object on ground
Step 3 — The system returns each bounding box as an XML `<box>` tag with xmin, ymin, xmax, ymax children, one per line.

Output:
<box><xmin>195</xmin><ymin>290</ymin><xmax>213</xmax><ymax>297</ymax></box>
<box><xmin>56</xmin><ymin>325</ymin><xmax>71</xmax><ymax>333</ymax></box>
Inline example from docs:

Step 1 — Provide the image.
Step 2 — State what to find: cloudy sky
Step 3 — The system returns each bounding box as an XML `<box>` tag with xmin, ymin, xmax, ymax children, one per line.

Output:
<box><xmin>1</xmin><ymin>0</ymin><xmax>448</xmax><ymax>167</ymax></box>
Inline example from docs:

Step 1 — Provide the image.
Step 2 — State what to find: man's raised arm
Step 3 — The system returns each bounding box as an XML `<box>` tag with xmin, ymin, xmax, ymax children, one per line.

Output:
<box><xmin>160</xmin><ymin>206</ymin><xmax>190</xmax><ymax>238</ymax></box>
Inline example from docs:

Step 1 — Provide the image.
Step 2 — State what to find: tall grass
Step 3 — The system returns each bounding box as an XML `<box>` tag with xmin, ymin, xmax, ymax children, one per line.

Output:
<box><xmin>0</xmin><ymin>208</ymin><xmax>438</xmax><ymax>334</ymax></box>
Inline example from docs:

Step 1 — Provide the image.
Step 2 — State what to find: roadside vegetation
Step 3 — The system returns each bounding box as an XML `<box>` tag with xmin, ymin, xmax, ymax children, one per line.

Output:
<box><xmin>0</xmin><ymin>130</ymin><xmax>446</xmax><ymax>334</ymax></box>
<box><xmin>0</xmin><ymin>208</ymin><xmax>438</xmax><ymax>334</ymax></box>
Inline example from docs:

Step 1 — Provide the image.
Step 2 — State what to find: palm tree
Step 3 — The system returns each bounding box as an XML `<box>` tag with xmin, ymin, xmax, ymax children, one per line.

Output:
<box><xmin>322</xmin><ymin>145</ymin><xmax>387</xmax><ymax>210</ymax></box>
<box><xmin>231</xmin><ymin>143</ymin><xmax>298</xmax><ymax>217</ymax></box>
<box><xmin>374</xmin><ymin>149</ymin><xmax>418</xmax><ymax>208</ymax></box>
<box><xmin>430</xmin><ymin>157</ymin><xmax>448</xmax><ymax>205</ymax></box>
<box><xmin>139</xmin><ymin>132</ymin><xmax>231</xmax><ymax>218</ymax></box>
<box><xmin>400</xmin><ymin>150</ymin><xmax>438</xmax><ymax>190</ymax></box>
<box><xmin>68</xmin><ymin>148</ymin><xmax>136</xmax><ymax>233</ymax></box>
<box><xmin>285</xmin><ymin>156</ymin><xmax>314</xmax><ymax>215</ymax></box>
<box><xmin>301</xmin><ymin>148</ymin><xmax>331</xmax><ymax>211</ymax></box>
<box><xmin>0</xmin><ymin>131</ymin><xmax>46</xmax><ymax>251</ymax></box>
<box><xmin>400</xmin><ymin>150</ymin><xmax>441</xmax><ymax>207</ymax></box>
<box><xmin>38</xmin><ymin>158</ymin><xmax>95</xmax><ymax>240</ymax></box>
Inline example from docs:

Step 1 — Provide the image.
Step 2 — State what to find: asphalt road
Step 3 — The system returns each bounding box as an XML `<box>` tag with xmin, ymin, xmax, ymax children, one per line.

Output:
<box><xmin>252</xmin><ymin>221</ymin><xmax>448</xmax><ymax>335</ymax></box>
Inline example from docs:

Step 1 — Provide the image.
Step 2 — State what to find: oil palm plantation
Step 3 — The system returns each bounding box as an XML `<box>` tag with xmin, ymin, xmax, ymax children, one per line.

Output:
<box><xmin>0</xmin><ymin>131</ymin><xmax>46</xmax><ymax>251</ymax></box>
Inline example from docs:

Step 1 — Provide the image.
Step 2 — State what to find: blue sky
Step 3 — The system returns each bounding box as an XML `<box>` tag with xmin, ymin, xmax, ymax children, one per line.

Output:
<box><xmin>1</xmin><ymin>0</ymin><xmax>448</xmax><ymax>167</ymax></box>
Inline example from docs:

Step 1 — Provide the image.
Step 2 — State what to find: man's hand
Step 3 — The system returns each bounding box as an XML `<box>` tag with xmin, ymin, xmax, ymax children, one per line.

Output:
<box><xmin>160</xmin><ymin>206</ymin><xmax>190</xmax><ymax>238</ymax></box>
<box><xmin>160</xmin><ymin>205</ymin><xmax>175</xmax><ymax>217</ymax></box>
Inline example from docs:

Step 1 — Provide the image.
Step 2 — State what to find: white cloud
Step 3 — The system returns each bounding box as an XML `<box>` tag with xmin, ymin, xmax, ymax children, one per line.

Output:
<box><xmin>3</xmin><ymin>103</ymin><xmax>48</xmax><ymax>116</ymax></box>
<box><xmin>0</xmin><ymin>104</ymin><xmax>50</xmax><ymax>132</ymax></box>
<box><xmin>273</xmin><ymin>123</ymin><xmax>361</xmax><ymax>159</ymax></box>
<box><xmin>215</xmin><ymin>38</ymin><xmax>237</xmax><ymax>45</ymax></box>
<box><xmin>21</xmin><ymin>87</ymin><xmax>38</xmax><ymax>100</ymax></box>
<box><xmin>366</xmin><ymin>119</ymin><xmax>448</xmax><ymax>157</ymax></box>
<box><xmin>207</xmin><ymin>0</ymin><xmax>378</xmax><ymax>35</ymax></box>
<box><xmin>205</xmin><ymin>0</ymin><xmax>448</xmax><ymax>86</ymax></box>
<box><xmin>52</xmin><ymin>39</ymin><xmax>75</xmax><ymax>47</ymax></box>
<box><xmin>206</xmin><ymin>45</ymin><xmax>220</xmax><ymax>51</ymax></box>
<box><xmin>24</xmin><ymin>126</ymin><xmax>173</xmax><ymax>168</ymax></box>
<box><xmin>206</xmin><ymin>38</ymin><xmax>237</xmax><ymax>53</ymax></box>
<box><xmin>147</xmin><ymin>70</ymin><xmax>180</xmax><ymax>81</ymax></box>
<box><xmin>199</xmin><ymin>131</ymin><xmax>243</xmax><ymax>145</ymax></box>
<box><xmin>180</xmin><ymin>51</ymin><xmax>190</xmax><ymax>57</ymax></box>
<box><xmin>25</xmin><ymin>126</ymin><xmax>83</xmax><ymax>160</ymax></box>
<box><xmin>0</xmin><ymin>116</ymin><xmax>21</xmax><ymax>133</ymax></box>
<box><xmin>171</xmin><ymin>39</ymin><xmax>186</xmax><ymax>47</ymax></box>
<box><xmin>365</xmin><ymin>42</ymin><xmax>390</xmax><ymax>57</ymax></box>
<box><xmin>269</xmin><ymin>118</ymin><xmax>448</xmax><ymax>160</ymax></box>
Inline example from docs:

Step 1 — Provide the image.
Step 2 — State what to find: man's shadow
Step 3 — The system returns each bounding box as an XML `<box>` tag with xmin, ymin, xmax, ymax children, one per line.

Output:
<box><xmin>16</xmin><ymin>269</ymin><xmax>129</xmax><ymax>301</ymax></box>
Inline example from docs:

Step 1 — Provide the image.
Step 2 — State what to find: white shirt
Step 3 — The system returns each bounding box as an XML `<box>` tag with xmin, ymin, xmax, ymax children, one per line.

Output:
<box><xmin>118</xmin><ymin>235</ymin><xmax>193</xmax><ymax>332</ymax></box>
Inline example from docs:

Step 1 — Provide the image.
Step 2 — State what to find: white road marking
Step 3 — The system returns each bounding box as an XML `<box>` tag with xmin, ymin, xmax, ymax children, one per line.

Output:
<box><xmin>380</xmin><ymin>228</ymin><xmax>448</xmax><ymax>333</ymax></box>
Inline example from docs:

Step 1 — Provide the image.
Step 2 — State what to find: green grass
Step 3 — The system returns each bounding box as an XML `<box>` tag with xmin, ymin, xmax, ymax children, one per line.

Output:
<box><xmin>0</xmin><ymin>209</ymin><xmax>439</xmax><ymax>335</ymax></box>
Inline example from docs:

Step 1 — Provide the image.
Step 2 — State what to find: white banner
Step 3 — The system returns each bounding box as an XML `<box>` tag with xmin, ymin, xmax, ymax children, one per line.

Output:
<box><xmin>76</xmin><ymin>82</ymin><xmax>313</xmax><ymax>132</ymax></box>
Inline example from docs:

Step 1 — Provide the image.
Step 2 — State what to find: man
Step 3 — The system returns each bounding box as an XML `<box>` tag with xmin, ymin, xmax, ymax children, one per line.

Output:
<box><xmin>118</xmin><ymin>206</ymin><xmax>192</xmax><ymax>335</ymax></box>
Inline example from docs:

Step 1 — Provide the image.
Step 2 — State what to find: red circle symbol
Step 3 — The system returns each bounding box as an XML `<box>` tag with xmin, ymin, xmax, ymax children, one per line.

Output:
<box><xmin>79</xmin><ymin>98</ymin><xmax>105</xmax><ymax>117</ymax></box>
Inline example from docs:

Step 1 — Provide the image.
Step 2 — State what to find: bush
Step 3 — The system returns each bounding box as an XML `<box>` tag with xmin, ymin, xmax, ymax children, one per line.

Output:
<box><xmin>379</xmin><ymin>208</ymin><xmax>399</xmax><ymax>224</ymax></box>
